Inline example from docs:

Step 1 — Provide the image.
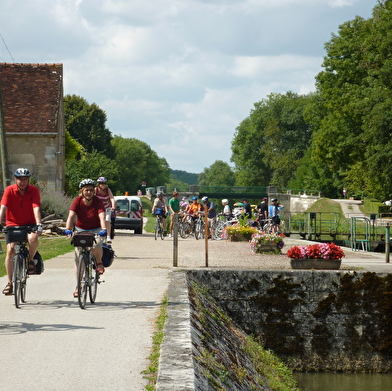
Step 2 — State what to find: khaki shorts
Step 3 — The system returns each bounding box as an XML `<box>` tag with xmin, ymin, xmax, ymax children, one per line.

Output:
<box><xmin>105</xmin><ymin>208</ymin><xmax>112</xmax><ymax>222</ymax></box>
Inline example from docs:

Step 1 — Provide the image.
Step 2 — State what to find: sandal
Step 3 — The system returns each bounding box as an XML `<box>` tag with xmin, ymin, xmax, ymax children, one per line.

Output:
<box><xmin>96</xmin><ymin>263</ymin><xmax>105</xmax><ymax>275</ymax></box>
<box><xmin>28</xmin><ymin>261</ymin><xmax>36</xmax><ymax>275</ymax></box>
<box><xmin>73</xmin><ymin>289</ymin><xmax>79</xmax><ymax>298</ymax></box>
<box><xmin>2</xmin><ymin>283</ymin><xmax>13</xmax><ymax>295</ymax></box>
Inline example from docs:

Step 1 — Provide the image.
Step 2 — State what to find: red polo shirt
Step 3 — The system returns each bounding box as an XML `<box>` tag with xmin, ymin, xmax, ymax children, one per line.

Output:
<box><xmin>70</xmin><ymin>196</ymin><xmax>105</xmax><ymax>231</ymax></box>
<box><xmin>1</xmin><ymin>184</ymin><xmax>40</xmax><ymax>226</ymax></box>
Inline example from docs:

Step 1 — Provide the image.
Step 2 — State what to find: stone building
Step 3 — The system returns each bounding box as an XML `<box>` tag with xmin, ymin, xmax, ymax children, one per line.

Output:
<box><xmin>0</xmin><ymin>63</ymin><xmax>65</xmax><ymax>191</ymax></box>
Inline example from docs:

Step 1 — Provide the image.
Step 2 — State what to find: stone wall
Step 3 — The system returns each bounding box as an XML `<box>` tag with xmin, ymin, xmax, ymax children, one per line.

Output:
<box><xmin>187</xmin><ymin>270</ymin><xmax>392</xmax><ymax>372</ymax></box>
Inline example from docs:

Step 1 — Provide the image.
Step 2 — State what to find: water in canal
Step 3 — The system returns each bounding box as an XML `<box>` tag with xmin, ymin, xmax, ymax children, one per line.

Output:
<box><xmin>294</xmin><ymin>372</ymin><xmax>392</xmax><ymax>391</ymax></box>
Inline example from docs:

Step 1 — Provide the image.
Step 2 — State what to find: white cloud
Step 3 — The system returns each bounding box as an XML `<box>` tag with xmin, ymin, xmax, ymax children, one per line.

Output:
<box><xmin>0</xmin><ymin>0</ymin><xmax>375</xmax><ymax>173</ymax></box>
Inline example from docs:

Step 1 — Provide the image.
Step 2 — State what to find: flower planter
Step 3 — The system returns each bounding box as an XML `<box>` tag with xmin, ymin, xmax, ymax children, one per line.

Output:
<box><xmin>229</xmin><ymin>233</ymin><xmax>253</xmax><ymax>242</ymax></box>
<box><xmin>290</xmin><ymin>258</ymin><xmax>342</xmax><ymax>270</ymax></box>
<box><xmin>255</xmin><ymin>243</ymin><xmax>281</xmax><ymax>253</ymax></box>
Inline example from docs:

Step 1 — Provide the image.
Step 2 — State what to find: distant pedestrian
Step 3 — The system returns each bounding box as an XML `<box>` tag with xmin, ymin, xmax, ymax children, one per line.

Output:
<box><xmin>269</xmin><ymin>198</ymin><xmax>283</xmax><ymax>233</ymax></box>
<box><xmin>343</xmin><ymin>187</ymin><xmax>347</xmax><ymax>199</ymax></box>
<box><xmin>242</xmin><ymin>198</ymin><xmax>252</xmax><ymax>219</ymax></box>
<box><xmin>168</xmin><ymin>191</ymin><xmax>180</xmax><ymax>237</ymax></box>
<box><xmin>202</xmin><ymin>196</ymin><xmax>216</xmax><ymax>239</ymax></box>
<box><xmin>257</xmin><ymin>197</ymin><xmax>268</xmax><ymax>228</ymax></box>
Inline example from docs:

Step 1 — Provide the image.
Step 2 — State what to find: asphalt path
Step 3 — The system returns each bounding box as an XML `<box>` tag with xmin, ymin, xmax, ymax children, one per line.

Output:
<box><xmin>0</xmin><ymin>230</ymin><xmax>170</xmax><ymax>391</ymax></box>
<box><xmin>1</xmin><ymin>218</ymin><xmax>392</xmax><ymax>391</ymax></box>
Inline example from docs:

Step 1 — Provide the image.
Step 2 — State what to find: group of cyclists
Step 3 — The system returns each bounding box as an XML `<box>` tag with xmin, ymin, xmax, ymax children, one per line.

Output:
<box><xmin>151</xmin><ymin>191</ymin><xmax>284</xmax><ymax>239</ymax></box>
<box><xmin>1</xmin><ymin>169</ymin><xmax>113</xmax><ymax>300</ymax></box>
<box><xmin>1</xmin><ymin>171</ymin><xmax>283</xmax><ymax>300</ymax></box>
<box><xmin>152</xmin><ymin>192</ymin><xmax>218</xmax><ymax>238</ymax></box>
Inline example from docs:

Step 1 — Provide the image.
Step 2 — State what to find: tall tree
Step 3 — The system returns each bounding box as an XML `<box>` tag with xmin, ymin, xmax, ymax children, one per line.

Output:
<box><xmin>111</xmin><ymin>136</ymin><xmax>170</xmax><ymax>195</ymax></box>
<box><xmin>64</xmin><ymin>94</ymin><xmax>114</xmax><ymax>158</ymax></box>
<box><xmin>231</xmin><ymin>92</ymin><xmax>312</xmax><ymax>188</ymax></box>
<box><xmin>198</xmin><ymin>160</ymin><xmax>235</xmax><ymax>187</ymax></box>
<box><xmin>65</xmin><ymin>150</ymin><xmax>120</xmax><ymax>196</ymax></box>
<box><xmin>307</xmin><ymin>0</ymin><xmax>392</xmax><ymax>199</ymax></box>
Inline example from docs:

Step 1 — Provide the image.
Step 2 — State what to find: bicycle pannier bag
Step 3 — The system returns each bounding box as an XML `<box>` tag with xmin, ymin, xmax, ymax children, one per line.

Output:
<box><xmin>7</xmin><ymin>228</ymin><xmax>28</xmax><ymax>243</ymax></box>
<box><xmin>102</xmin><ymin>243</ymin><xmax>115</xmax><ymax>267</ymax></box>
<box><xmin>73</xmin><ymin>232</ymin><xmax>95</xmax><ymax>247</ymax></box>
<box><xmin>33</xmin><ymin>251</ymin><xmax>44</xmax><ymax>275</ymax></box>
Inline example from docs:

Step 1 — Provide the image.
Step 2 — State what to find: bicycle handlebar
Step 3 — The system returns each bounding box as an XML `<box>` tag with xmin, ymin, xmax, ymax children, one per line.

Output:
<box><xmin>4</xmin><ymin>225</ymin><xmax>38</xmax><ymax>234</ymax></box>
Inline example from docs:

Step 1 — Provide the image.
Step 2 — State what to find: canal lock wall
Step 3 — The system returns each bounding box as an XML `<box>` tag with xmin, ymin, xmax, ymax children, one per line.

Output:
<box><xmin>157</xmin><ymin>270</ymin><xmax>392</xmax><ymax>390</ymax></box>
<box><xmin>187</xmin><ymin>269</ymin><xmax>392</xmax><ymax>372</ymax></box>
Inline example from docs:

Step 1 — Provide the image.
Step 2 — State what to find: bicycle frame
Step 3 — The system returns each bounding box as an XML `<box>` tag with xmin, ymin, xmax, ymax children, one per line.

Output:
<box><xmin>73</xmin><ymin>232</ymin><xmax>100</xmax><ymax>309</ymax></box>
<box><xmin>154</xmin><ymin>215</ymin><xmax>165</xmax><ymax>240</ymax></box>
<box><xmin>6</xmin><ymin>226</ymin><xmax>35</xmax><ymax>309</ymax></box>
<box><xmin>194</xmin><ymin>213</ymin><xmax>205</xmax><ymax>240</ymax></box>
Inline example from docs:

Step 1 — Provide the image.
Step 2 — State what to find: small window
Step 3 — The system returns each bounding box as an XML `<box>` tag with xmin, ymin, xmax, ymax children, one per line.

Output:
<box><xmin>116</xmin><ymin>199</ymin><xmax>129</xmax><ymax>212</ymax></box>
<box><xmin>131</xmin><ymin>200</ymin><xmax>140</xmax><ymax>212</ymax></box>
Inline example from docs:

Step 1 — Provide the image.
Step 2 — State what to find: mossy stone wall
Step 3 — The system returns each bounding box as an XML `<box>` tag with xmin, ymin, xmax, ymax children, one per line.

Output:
<box><xmin>187</xmin><ymin>270</ymin><xmax>392</xmax><ymax>372</ymax></box>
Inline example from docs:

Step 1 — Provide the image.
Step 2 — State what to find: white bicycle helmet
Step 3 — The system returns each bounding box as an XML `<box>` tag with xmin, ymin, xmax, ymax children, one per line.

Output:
<box><xmin>222</xmin><ymin>199</ymin><xmax>228</xmax><ymax>205</ymax></box>
<box><xmin>202</xmin><ymin>196</ymin><xmax>208</xmax><ymax>202</ymax></box>
<box><xmin>97</xmin><ymin>176</ymin><xmax>107</xmax><ymax>183</ymax></box>
<box><xmin>14</xmin><ymin>168</ymin><xmax>31</xmax><ymax>177</ymax></box>
<box><xmin>79</xmin><ymin>178</ymin><xmax>95</xmax><ymax>189</ymax></box>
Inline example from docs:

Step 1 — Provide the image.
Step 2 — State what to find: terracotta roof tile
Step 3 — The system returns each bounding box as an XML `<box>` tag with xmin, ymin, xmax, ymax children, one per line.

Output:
<box><xmin>0</xmin><ymin>63</ymin><xmax>63</xmax><ymax>134</ymax></box>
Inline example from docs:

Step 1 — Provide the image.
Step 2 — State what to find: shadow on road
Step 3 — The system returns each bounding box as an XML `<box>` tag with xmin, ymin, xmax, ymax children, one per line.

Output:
<box><xmin>0</xmin><ymin>320</ymin><xmax>103</xmax><ymax>335</ymax></box>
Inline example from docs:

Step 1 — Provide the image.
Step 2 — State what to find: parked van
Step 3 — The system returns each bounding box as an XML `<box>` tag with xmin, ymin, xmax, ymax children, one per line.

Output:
<box><xmin>114</xmin><ymin>196</ymin><xmax>143</xmax><ymax>234</ymax></box>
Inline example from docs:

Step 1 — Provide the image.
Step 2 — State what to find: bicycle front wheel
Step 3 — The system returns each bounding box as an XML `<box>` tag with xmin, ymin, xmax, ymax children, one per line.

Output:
<box><xmin>13</xmin><ymin>254</ymin><xmax>23</xmax><ymax>308</ymax></box>
<box><xmin>20</xmin><ymin>256</ymin><xmax>28</xmax><ymax>303</ymax></box>
<box><xmin>195</xmin><ymin>220</ymin><xmax>201</xmax><ymax>240</ymax></box>
<box><xmin>77</xmin><ymin>253</ymin><xmax>88</xmax><ymax>309</ymax></box>
<box><xmin>180</xmin><ymin>222</ymin><xmax>191</xmax><ymax>239</ymax></box>
<box><xmin>89</xmin><ymin>255</ymin><xmax>98</xmax><ymax>304</ymax></box>
<box><xmin>214</xmin><ymin>221</ymin><xmax>225</xmax><ymax>240</ymax></box>
<box><xmin>154</xmin><ymin>219</ymin><xmax>159</xmax><ymax>240</ymax></box>
<box><xmin>160</xmin><ymin>220</ymin><xmax>165</xmax><ymax>240</ymax></box>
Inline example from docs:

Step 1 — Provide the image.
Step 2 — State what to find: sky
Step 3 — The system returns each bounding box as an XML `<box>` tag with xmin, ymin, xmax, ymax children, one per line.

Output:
<box><xmin>0</xmin><ymin>0</ymin><xmax>376</xmax><ymax>174</ymax></box>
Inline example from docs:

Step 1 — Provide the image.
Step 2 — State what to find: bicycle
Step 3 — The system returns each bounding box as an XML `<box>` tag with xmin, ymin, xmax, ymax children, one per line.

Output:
<box><xmin>214</xmin><ymin>214</ymin><xmax>238</xmax><ymax>240</ymax></box>
<box><xmin>154</xmin><ymin>210</ymin><xmax>165</xmax><ymax>240</ymax></box>
<box><xmin>72</xmin><ymin>231</ymin><xmax>101</xmax><ymax>309</ymax></box>
<box><xmin>194</xmin><ymin>212</ymin><xmax>205</xmax><ymax>240</ymax></box>
<box><xmin>179</xmin><ymin>213</ymin><xmax>193</xmax><ymax>239</ymax></box>
<box><xmin>5</xmin><ymin>225</ymin><xmax>37</xmax><ymax>309</ymax></box>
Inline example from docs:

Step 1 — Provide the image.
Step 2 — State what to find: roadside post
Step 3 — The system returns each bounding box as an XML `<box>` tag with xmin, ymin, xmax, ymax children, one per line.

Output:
<box><xmin>204</xmin><ymin>204</ymin><xmax>209</xmax><ymax>267</ymax></box>
<box><xmin>386</xmin><ymin>224</ymin><xmax>390</xmax><ymax>264</ymax></box>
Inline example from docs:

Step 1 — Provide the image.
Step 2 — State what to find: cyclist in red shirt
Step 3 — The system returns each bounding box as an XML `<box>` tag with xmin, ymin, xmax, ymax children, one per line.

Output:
<box><xmin>65</xmin><ymin>179</ymin><xmax>107</xmax><ymax>298</ymax></box>
<box><xmin>0</xmin><ymin>168</ymin><xmax>42</xmax><ymax>296</ymax></box>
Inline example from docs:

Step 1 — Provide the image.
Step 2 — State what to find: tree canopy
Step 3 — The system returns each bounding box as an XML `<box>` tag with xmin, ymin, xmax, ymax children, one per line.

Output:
<box><xmin>198</xmin><ymin>160</ymin><xmax>236</xmax><ymax>187</ymax></box>
<box><xmin>111</xmin><ymin>136</ymin><xmax>170</xmax><ymax>195</ymax></box>
<box><xmin>64</xmin><ymin>94</ymin><xmax>114</xmax><ymax>158</ymax></box>
<box><xmin>231</xmin><ymin>92</ymin><xmax>312</xmax><ymax>188</ymax></box>
<box><xmin>64</xmin><ymin>95</ymin><xmax>170</xmax><ymax>196</ymax></box>
<box><xmin>303</xmin><ymin>0</ymin><xmax>392</xmax><ymax>199</ymax></box>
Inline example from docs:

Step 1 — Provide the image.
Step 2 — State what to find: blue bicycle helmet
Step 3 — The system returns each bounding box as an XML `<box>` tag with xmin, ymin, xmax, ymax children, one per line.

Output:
<box><xmin>14</xmin><ymin>168</ymin><xmax>31</xmax><ymax>177</ymax></box>
<box><xmin>192</xmin><ymin>196</ymin><xmax>198</xmax><ymax>200</ymax></box>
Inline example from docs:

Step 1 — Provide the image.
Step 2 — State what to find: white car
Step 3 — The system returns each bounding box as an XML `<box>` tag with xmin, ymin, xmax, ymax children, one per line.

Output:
<box><xmin>114</xmin><ymin>196</ymin><xmax>143</xmax><ymax>234</ymax></box>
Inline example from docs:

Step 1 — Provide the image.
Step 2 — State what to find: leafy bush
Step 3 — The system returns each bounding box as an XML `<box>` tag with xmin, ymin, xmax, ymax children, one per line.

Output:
<box><xmin>40</xmin><ymin>187</ymin><xmax>72</xmax><ymax>218</ymax></box>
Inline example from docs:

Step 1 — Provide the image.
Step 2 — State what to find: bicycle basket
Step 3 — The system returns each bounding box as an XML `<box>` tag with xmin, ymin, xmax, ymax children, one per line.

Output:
<box><xmin>73</xmin><ymin>232</ymin><xmax>95</xmax><ymax>247</ymax></box>
<box><xmin>7</xmin><ymin>228</ymin><xmax>28</xmax><ymax>243</ymax></box>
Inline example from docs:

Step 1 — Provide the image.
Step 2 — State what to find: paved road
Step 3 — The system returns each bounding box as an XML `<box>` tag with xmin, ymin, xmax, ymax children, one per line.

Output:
<box><xmin>0</xmin><ymin>230</ymin><xmax>170</xmax><ymax>391</ymax></box>
<box><xmin>2</xmin><ymin>225</ymin><xmax>392</xmax><ymax>391</ymax></box>
<box><xmin>332</xmin><ymin>198</ymin><xmax>365</xmax><ymax>218</ymax></box>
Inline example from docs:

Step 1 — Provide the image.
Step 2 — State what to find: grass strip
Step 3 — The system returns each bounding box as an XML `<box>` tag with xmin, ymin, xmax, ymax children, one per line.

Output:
<box><xmin>142</xmin><ymin>293</ymin><xmax>168</xmax><ymax>391</ymax></box>
<box><xmin>0</xmin><ymin>236</ymin><xmax>73</xmax><ymax>278</ymax></box>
